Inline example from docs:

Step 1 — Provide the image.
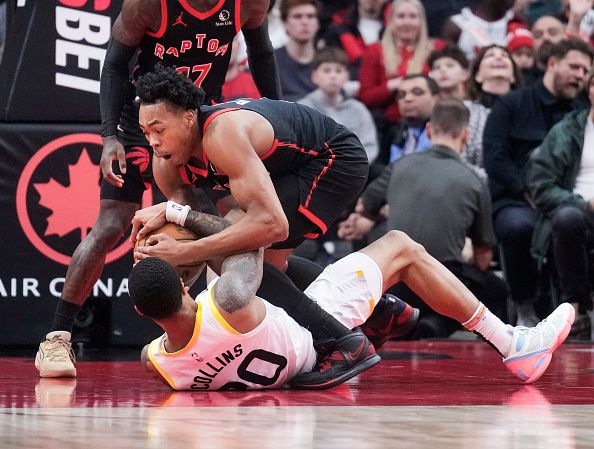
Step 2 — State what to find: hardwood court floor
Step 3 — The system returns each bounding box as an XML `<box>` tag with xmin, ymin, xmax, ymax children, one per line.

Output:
<box><xmin>2</xmin><ymin>340</ymin><xmax>594</xmax><ymax>449</ymax></box>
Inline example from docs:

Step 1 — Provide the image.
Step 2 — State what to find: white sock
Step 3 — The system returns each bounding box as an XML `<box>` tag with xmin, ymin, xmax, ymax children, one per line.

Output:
<box><xmin>46</xmin><ymin>331</ymin><xmax>72</xmax><ymax>342</ymax></box>
<box><xmin>462</xmin><ymin>303</ymin><xmax>512</xmax><ymax>357</ymax></box>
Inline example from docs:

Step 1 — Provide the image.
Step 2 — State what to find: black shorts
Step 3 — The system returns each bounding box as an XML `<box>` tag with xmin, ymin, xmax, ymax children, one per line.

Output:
<box><xmin>100</xmin><ymin>142</ymin><xmax>154</xmax><ymax>204</ymax></box>
<box><xmin>271</xmin><ymin>129</ymin><xmax>369</xmax><ymax>250</ymax></box>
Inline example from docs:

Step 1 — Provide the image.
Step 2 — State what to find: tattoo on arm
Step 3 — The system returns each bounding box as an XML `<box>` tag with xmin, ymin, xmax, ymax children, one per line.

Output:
<box><xmin>184</xmin><ymin>210</ymin><xmax>231</xmax><ymax>238</ymax></box>
<box><xmin>184</xmin><ymin>209</ymin><xmax>265</xmax><ymax>312</ymax></box>
<box><xmin>213</xmin><ymin>249</ymin><xmax>263</xmax><ymax>313</ymax></box>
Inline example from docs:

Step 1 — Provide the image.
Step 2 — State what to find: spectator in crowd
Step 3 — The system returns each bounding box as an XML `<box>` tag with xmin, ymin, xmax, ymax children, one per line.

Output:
<box><xmin>564</xmin><ymin>0</ymin><xmax>594</xmax><ymax>45</ymax></box>
<box><xmin>339</xmin><ymin>99</ymin><xmax>508</xmax><ymax>339</ymax></box>
<box><xmin>299</xmin><ymin>47</ymin><xmax>379</xmax><ymax>164</ymax></box>
<box><xmin>322</xmin><ymin>0</ymin><xmax>390</xmax><ymax>81</ymax></box>
<box><xmin>507</xmin><ymin>26</ymin><xmax>536</xmax><ymax>84</ymax></box>
<box><xmin>531</xmin><ymin>15</ymin><xmax>566</xmax><ymax>71</ymax></box>
<box><xmin>358</xmin><ymin>0</ymin><xmax>433</xmax><ymax>132</ymax></box>
<box><xmin>374</xmin><ymin>74</ymin><xmax>438</xmax><ymax>174</ymax></box>
<box><xmin>274</xmin><ymin>0</ymin><xmax>320</xmax><ymax>101</ymax></box>
<box><xmin>222</xmin><ymin>36</ymin><xmax>261</xmax><ymax>101</ymax></box>
<box><xmin>428</xmin><ymin>43</ymin><xmax>470</xmax><ymax>100</ymax></box>
<box><xmin>442</xmin><ymin>0</ymin><xmax>523</xmax><ymax>62</ymax></box>
<box><xmin>267</xmin><ymin>0</ymin><xmax>289</xmax><ymax>49</ymax></box>
<box><xmin>528</xmin><ymin>69</ymin><xmax>594</xmax><ymax>340</ymax></box>
<box><xmin>483</xmin><ymin>39</ymin><xmax>593</xmax><ymax>327</ymax></box>
<box><xmin>464</xmin><ymin>44</ymin><xmax>521</xmax><ymax>182</ymax></box>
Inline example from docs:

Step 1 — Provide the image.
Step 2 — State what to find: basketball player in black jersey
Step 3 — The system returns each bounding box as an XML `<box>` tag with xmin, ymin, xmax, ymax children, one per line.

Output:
<box><xmin>127</xmin><ymin>65</ymin><xmax>396</xmax><ymax>388</ymax></box>
<box><xmin>35</xmin><ymin>0</ymin><xmax>286</xmax><ymax>378</ymax></box>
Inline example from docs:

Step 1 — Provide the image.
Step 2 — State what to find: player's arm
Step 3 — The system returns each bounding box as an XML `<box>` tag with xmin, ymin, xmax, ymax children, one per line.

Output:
<box><xmin>169</xmin><ymin>118</ymin><xmax>288</xmax><ymax>265</ymax></box>
<box><xmin>100</xmin><ymin>0</ymin><xmax>160</xmax><ymax>186</ymax></box>
<box><xmin>242</xmin><ymin>1</ymin><xmax>283</xmax><ymax>100</ymax></box>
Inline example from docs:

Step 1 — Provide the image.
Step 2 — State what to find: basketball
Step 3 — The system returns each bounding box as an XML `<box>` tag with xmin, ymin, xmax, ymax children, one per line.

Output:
<box><xmin>135</xmin><ymin>222</ymin><xmax>206</xmax><ymax>287</ymax></box>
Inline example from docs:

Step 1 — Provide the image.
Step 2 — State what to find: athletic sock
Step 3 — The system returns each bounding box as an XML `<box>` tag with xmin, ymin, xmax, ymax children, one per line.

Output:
<box><xmin>50</xmin><ymin>299</ymin><xmax>82</xmax><ymax>334</ymax></box>
<box><xmin>462</xmin><ymin>302</ymin><xmax>513</xmax><ymax>357</ymax></box>
<box><xmin>258</xmin><ymin>262</ymin><xmax>350</xmax><ymax>340</ymax></box>
<box><xmin>284</xmin><ymin>255</ymin><xmax>324</xmax><ymax>291</ymax></box>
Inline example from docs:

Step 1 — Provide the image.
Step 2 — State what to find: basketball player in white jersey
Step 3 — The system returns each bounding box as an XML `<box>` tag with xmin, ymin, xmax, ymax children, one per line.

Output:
<box><xmin>128</xmin><ymin>208</ymin><xmax>575</xmax><ymax>390</ymax></box>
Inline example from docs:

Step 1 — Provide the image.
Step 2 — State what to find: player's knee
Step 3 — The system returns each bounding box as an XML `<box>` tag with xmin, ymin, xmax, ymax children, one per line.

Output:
<box><xmin>384</xmin><ymin>230</ymin><xmax>426</xmax><ymax>261</ymax></box>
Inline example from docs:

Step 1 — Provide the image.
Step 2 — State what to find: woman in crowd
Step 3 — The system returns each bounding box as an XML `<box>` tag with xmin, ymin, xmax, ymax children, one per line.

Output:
<box><xmin>463</xmin><ymin>44</ymin><xmax>522</xmax><ymax>181</ymax></box>
<box><xmin>357</xmin><ymin>0</ymin><xmax>434</xmax><ymax>133</ymax></box>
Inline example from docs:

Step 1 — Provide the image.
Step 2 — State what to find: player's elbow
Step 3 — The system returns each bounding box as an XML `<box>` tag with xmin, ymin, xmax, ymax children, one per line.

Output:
<box><xmin>261</xmin><ymin>211</ymin><xmax>289</xmax><ymax>243</ymax></box>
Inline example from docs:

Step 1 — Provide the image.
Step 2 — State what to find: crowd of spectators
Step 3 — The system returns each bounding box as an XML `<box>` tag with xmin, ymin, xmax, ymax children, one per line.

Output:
<box><xmin>223</xmin><ymin>0</ymin><xmax>594</xmax><ymax>340</ymax></box>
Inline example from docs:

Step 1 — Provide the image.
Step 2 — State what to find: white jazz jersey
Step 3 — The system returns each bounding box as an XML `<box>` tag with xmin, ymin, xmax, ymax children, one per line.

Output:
<box><xmin>148</xmin><ymin>252</ymin><xmax>383</xmax><ymax>391</ymax></box>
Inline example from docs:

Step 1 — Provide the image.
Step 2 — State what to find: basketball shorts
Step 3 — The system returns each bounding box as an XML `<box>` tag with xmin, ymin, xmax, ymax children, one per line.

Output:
<box><xmin>304</xmin><ymin>252</ymin><xmax>383</xmax><ymax>330</ymax></box>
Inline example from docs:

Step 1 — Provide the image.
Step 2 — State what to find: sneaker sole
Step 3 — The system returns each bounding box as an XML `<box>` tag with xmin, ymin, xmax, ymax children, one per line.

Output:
<box><xmin>505</xmin><ymin>303</ymin><xmax>575</xmax><ymax>384</ymax></box>
<box><xmin>291</xmin><ymin>354</ymin><xmax>381</xmax><ymax>390</ymax></box>
<box><xmin>38</xmin><ymin>368</ymin><xmax>77</xmax><ymax>378</ymax></box>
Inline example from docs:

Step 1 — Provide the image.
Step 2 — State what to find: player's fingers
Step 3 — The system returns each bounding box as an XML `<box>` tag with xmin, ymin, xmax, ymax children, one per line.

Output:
<box><xmin>130</xmin><ymin>220</ymin><xmax>142</xmax><ymax>244</ymax></box>
<box><xmin>116</xmin><ymin>147</ymin><xmax>127</xmax><ymax>174</ymax></box>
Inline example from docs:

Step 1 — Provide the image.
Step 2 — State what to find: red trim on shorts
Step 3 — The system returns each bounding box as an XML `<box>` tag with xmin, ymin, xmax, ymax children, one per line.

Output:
<box><xmin>202</xmin><ymin>107</ymin><xmax>240</xmax><ymax>134</ymax></box>
<box><xmin>146</xmin><ymin>0</ymin><xmax>168</xmax><ymax>38</ymax></box>
<box><xmin>180</xmin><ymin>0</ymin><xmax>225</xmax><ymax>20</ymax></box>
<box><xmin>261</xmin><ymin>138</ymin><xmax>280</xmax><ymax>161</ymax></box>
<box><xmin>235</xmin><ymin>0</ymin><xmax>242</xmax><ymax>34</ymax></box>
<box><xmin>273</xmin><ymin>140</ymin><xmax>319</xmax><ymax>156</ymax></box>
<box><xmin>298</xmin><ymin>205</ymin><xmax>328</xmax><ymax>235</ymax></box>
<box><xmin>304</xmin><ymin>143</ymin><xmax>335</xmax><ymax>209</ymax></box>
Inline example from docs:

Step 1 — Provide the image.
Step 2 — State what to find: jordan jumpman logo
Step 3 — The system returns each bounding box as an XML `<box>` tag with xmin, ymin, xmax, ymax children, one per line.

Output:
<box><xmin>173</xmin><ymin>12</ymin><xmax>187</xmax><ymax>27</ymax></box>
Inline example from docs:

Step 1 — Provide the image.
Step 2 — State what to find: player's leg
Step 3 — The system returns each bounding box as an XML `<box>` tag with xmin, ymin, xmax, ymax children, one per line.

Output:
<box><xmin>36</xmin><ymin>144</ymin><xmax>149</xmax><ymax>378</ymax></box>
<box><xmin>360</xmin><ymin>230</ymin><xmax>575</xmax><ymax>384</ymax></box>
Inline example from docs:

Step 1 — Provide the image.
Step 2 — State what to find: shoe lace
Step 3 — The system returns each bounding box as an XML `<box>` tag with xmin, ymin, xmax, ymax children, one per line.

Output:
<box><xmin>45</xmin><ymin>337</ymin><xmax>76</xmax><ymax>362</ymax></box>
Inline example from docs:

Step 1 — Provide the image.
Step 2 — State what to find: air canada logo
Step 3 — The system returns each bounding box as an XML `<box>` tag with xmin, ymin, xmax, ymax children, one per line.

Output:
<box><xmin>16</xmin><ymin>134</ymin><xmax>152</xmax><ymax>266</ymax></box>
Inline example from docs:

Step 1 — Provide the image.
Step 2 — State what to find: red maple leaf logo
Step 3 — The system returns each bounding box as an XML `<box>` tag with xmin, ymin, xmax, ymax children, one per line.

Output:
<box><xmin>33</xmin><ymin>149</ymin><xmax>99</xmax><ymax>239</ymax></box>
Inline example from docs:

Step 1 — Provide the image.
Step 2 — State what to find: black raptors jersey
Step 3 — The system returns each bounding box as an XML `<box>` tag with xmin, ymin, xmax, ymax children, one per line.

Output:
<box><xmin>180</xmin><ymin>98</ymin><xmax>369</xmax><ymax>237</ymax></box>
<box><xmin>119</xmin><ymin>0</ymin><xmax>241</xmax><ymax>145</ymax></box>
<box><xmin>137</xmin><ymin>0</ymin><xmax>240</xmax><ymax>102</ymax></box>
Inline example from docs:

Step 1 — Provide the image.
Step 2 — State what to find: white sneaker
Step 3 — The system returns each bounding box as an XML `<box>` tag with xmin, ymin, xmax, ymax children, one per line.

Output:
<box><xmin>35</xmin><ymin>333</ymin><xmax>77</xmax><ymax>378</ymax></box>
<box><xmin>504</xmin><ymin>303</ymin><xmax>575</xmax><ymax>384</ymax></box>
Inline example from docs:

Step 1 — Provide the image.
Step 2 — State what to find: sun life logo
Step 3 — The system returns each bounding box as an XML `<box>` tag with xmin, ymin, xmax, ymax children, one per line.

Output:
<box><xmin>216</xmin><ymin>9</ymin><xmax>232</xmax><ymax>26</ymax></box>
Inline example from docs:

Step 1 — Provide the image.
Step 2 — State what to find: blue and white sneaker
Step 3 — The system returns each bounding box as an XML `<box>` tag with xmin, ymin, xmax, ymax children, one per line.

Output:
<box><xmin>504</xmin><ymin>303</ymin><xmax>575</xmax><ymax>383</ymax></box>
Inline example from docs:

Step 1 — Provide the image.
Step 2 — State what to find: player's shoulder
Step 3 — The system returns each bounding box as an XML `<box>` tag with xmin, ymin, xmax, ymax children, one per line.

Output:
<box><xmin>120</xmin><ymin>0</ymin><xmax>161</xmax><ymax>25</ymax></box>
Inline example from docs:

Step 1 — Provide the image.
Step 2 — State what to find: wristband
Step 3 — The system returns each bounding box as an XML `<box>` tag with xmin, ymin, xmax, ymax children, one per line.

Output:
<box><xmin>165</xmin><ymin>201</ymin><xmax>191</xmax><ymax>226</ymax></box>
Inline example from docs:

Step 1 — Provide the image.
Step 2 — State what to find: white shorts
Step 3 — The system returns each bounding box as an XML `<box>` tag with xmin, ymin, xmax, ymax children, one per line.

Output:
<box><xmin>304</xmin><ymin>252</ymin><xmax>383</xmax><ymax>330</ymax></box>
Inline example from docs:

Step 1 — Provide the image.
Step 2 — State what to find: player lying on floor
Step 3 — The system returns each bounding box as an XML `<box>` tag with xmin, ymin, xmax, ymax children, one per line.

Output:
<box><xmin>128</xmin><ymin>210</ymin><xmax>575</xmax><ymax>390</ymax></box>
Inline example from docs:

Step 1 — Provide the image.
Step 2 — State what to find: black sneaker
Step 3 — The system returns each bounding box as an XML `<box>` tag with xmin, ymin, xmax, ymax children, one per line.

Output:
<box><xmin>290</xmin><ymin>329</ymin><xmax>380</xmax><ymax>390</ymax></box>
<box><xmin>359</xmin><ymin>294</ymin><xmax>419</xmax><ymax>349</ymax></box>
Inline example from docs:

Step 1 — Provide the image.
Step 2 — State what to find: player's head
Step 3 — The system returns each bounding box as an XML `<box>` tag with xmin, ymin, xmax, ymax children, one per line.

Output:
<box><xmin>136</xmin><ymin>64</ymin><xmax>205</xmax><ymax>110</ymax></box>
<box><xmin>129</xmin><ymin>257</ymin><xmax>183</xmax><ymax>321</ymax></box>
<box><xmin>136</xmin><ymin>65</ymin><xmax>205</xmax><ymax>166</ymax></box>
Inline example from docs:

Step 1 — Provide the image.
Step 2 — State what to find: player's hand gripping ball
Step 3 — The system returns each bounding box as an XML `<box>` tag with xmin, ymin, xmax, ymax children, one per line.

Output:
<box><xmin>135</xmin><ymin>223</ymin><xmax>206</xmax><ymax>287</ymax></box>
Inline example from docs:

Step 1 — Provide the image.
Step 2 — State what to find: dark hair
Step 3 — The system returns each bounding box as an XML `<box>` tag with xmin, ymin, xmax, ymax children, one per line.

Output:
<box><xmin>400</xmin><ymin>73</ymin><xmax>440</xmax><ymax>96</ymax></box>
<box><xmin>427</xmin><ymin>44</ymin><xmax>470</xmax><ymax>70</ymax></box>
<box><xmin>548</xmin><ymin>38</ymin><xmax>594</xmax><ymax>63</ymax></box>
<box><xmin>430</xmin><ymin>99</ymin><xmax>470</xmax><ymax>138</ymax></box>
<box><xmin>312</xmin><ymin>47</ymin><xmax>349</xmax><ymax>70</ymax></box>
<box><xmin>135</xmin><ymin>64</ymin><xmax>205</xmax><ymax>110</ymax></box>
<box><xmin>280</xmin><ymin>0</ymin><xmax>319</xmax><ymax>21</ymax></box>
<box><xmin>468</xmin><ymin>44</ymin><xmax>521</xmax><ymax>101</ymax></box>
<box><xmin>129</xmin><ymin>257</ymin><xmax>183</xmax><ymax>320</ymax></box>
